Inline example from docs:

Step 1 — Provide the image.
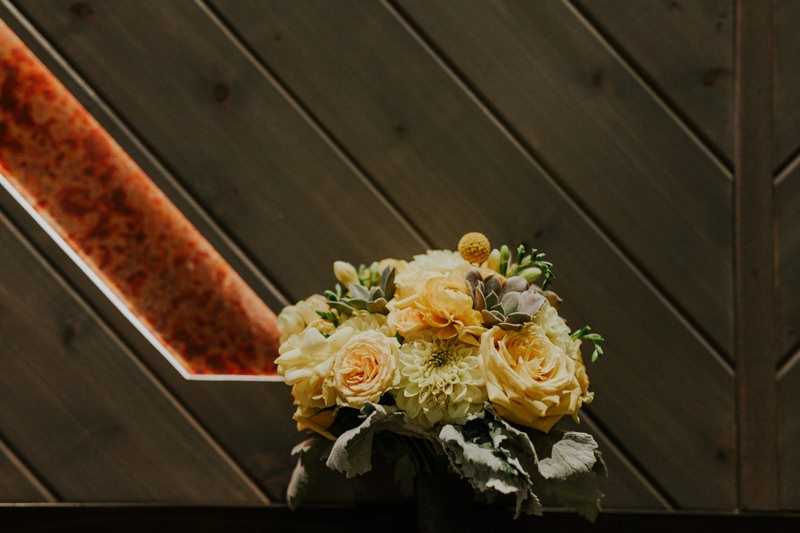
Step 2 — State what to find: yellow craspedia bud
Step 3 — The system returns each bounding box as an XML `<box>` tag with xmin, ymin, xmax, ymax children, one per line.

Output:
<box><xmin>458</xmin><ymin>232</ymin><xmax>491</xmax><ymax>264</ymax></box>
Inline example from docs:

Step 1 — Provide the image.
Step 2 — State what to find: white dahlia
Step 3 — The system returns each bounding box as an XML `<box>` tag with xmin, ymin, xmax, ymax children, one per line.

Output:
<box><xmin>393</xmin><ymin>336</ymin><xmax>487</xmax><ymax>427</ymax></box>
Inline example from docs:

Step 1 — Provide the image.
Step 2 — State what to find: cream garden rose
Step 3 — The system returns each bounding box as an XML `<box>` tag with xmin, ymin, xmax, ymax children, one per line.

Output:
<box><xmin>480</xmin><ymin>323</ymin><xmax>592</xmax><ymax>433</ymax></box>
<box><xmin>327</xmin><ymin>330</ymin><xmax>399</xmax><ymax>408</ymax></box>
<box><xmin>277</xmin><ymin>294</ymin><xmax>331</xmax><ymax>342</ymax></box>
<box><xmin>274</xmin><ymin>327</ymin><xmax>336</xmax><ymax>435</ymax></box>
<box><xmin>393</xmin><ymin>250</ymin><xmax>470</xmax><ymax>301</ymax></box>
<box><xmin>276</xmin><ymin>314</ymin><xmax>386</xmax><ymax>436</ymax></box>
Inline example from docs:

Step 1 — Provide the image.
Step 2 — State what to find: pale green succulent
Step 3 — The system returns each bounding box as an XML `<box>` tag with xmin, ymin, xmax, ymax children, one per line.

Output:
<box><xmin>466</xmin><ymin>269</ymin><xmax>546</xmax><ymax>331</ymax></box>
<box><xmin>324</xmin><ymin>265</ymin><xmax>396</xmax><ymax>318</ymax></box>
<box><xmin>496</xmin><ymin>244</ymin><xmax>554</xmax><ymax>290</ymax></box>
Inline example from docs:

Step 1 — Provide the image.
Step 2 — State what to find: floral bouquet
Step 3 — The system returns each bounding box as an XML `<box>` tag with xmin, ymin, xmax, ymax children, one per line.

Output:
<box><xmin>275</xmin><ymin>232</ymin><xmax>606</xmax><ymax>520</ymax></box>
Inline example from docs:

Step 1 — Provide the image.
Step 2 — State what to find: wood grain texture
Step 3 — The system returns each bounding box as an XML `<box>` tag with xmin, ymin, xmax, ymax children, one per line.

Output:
<box><xmin>776</xmin><ymin>159</ymin><xmax>798</xmax><ymax>509</ymax></box>
<box><xmin>573</xmin><ymin>0</ymin><xmax>734</xmax><ymax>164</ymax></box>
<box><xmin>0</xmin><ymin>209</ymin><xmax>265</xmax><ymax>502</ymax></box>
<box><xmin>779</xmin><ymin>355</ymin><xmax>800</xmax><ymax>509</ymax></box>
<box><xmin>558</xmin><ymin>417</ymin><xmax>670</xmax><ymax>510</ymax></box>
<box><xmin>396</xmin><ymin>0</ymin><xmax>733</xmax><ymax>357</ymax></box>
<box><xmin>0</xmin><ymin>438</ymin><xmax>52</xmax><ymax>502</ymax></box>
<box><xmin>212</xmin><ymin>0</ymin><xmax>735</xmax><ymax>509</ymax></box>
<box><xmin>733</xmin><ymin>0</ymin><xmax>778</xmax><ymax>510</ymax></box>
<box><xmin>777</xmin><ymin>168</ymin><xmax>800</xmax><ymax>358</ymax></box>
<box><xmin>774</xmin><ymin>0</ymin><xmax>800</xmax><ymax>171</ymax></box>
<box><xmin>13</xmin><ymin>0</ymin><xmax>426</xmax><ymax>303</ymax></box>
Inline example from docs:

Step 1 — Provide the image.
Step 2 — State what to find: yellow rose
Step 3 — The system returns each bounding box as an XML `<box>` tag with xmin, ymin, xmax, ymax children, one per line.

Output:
<box><xmin>414</xmin><ymin>276</ymin><xmax>483</xmax><ymax>340</ymax></box>
<box><xmin>292</xmin><ymin>407</ymin><xmax>336</xmax><ymax>440</ymax></box>
<box><xmin>329</xmin><ymin>330</ymin><xmax>399</xmax><ymax>408</ymax></box>
<box><xmin>480</xmin><ymin>324</ymin><xmax>592</xmax><ymax>432</ymax></box>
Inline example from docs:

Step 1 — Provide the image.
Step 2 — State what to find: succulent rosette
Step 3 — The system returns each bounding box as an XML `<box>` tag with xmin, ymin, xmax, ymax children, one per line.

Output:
<box><xmin>276</xmin><ymin>233</ymin><xmax>607</xmax><ymax>520</ymax></box>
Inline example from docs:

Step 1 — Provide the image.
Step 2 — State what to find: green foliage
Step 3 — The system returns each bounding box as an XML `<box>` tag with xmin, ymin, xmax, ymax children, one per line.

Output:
<box><xmin>570</xmin><ymin>325</ymin><xmax>605</xmax><ymax>363</ymax></box>
<box><xmin>497</xmin><ymin>243</ymin><xmax>554</xmax><ymax>289</ymax></box>
<box><xmin>286</xmin><ymin>404</ymin><xmax>606</xmax><ymax>521</ymax></box>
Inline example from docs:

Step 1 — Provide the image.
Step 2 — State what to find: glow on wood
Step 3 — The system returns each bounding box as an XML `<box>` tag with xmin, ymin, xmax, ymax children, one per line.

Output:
<box><xmin>0</xmin><ymin>20</ymin><xmax>280</xmax><ymax>377</ymax></box>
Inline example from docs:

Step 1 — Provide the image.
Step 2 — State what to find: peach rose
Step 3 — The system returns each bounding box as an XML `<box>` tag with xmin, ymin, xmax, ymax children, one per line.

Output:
<box><xmin>480</xmin><ymin>324</ymin><xmax>592</xmax><ymax>432</ymax></box>
<box><xmin>387</xmin><ymin>306</ymin><xmax>430</xmax><ymax>338</ymax></box>
<box><xmin>329</xmin><ymin>330</ymin><xmax>399</xmax><ymax>408</ymax></box>
<box><xmin>413</xmin><ymin>276</ymin><xmax>483</xmax><ymax>340</ymax></box>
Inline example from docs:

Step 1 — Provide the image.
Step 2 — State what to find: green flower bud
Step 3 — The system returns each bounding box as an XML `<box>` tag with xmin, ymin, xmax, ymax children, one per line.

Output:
<box><xmin>518</xmin><ymin>266</ymin><xmax>542</xmax><ymax>284</ymax></box>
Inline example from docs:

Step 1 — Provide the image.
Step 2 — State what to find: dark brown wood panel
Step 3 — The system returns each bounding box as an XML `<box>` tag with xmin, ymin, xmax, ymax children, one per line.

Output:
<box><xmin>212</xmin><ymin>0</ymin><xmax>734</xmax><ymax>509</ymax></box>
<box><xmin>574</xmin><ymin>0</ymin><xmax>734</xmax><ymax>164</ymax></box>
<box><xmin>778</xmin><ymin>357</ymin><xmax>800</xmax><ymax>509</ymax></box>
<box><xmin>0</xmin><ymin>439</ymin><xmax>51</xmax><ymax>502</ymax></box>
<box><xmin>734</xmin><ymin>0</ymin><xmax>778</xmax><ymax>509</ymax></box>
<box><xmin>0</xmin><ymin>209</ymin><xmax>264</xmax><ymax>502</ymax></box>
<box><xmin>559</xmin><ymin>417</ymin><xmax>669</xmax><ymax>510</ymax></box>
<box><xmin>13</xmin><ymin>0</ymin><xmax>426</xmax><ymax>302</ymax></box>
<box><xmin>777</xmin><ymin>168</ymin><xmax>800</xmax><ymax>358</ymax></box>
<box><xmin>774</xmin><ymin>0</ymin><xmax>800</xmax><ymax>171</ymax></box>
<box><xmin>397</xmin><ymin>0</ymin><xmax>733</xmax><ymax>356</ymax></box>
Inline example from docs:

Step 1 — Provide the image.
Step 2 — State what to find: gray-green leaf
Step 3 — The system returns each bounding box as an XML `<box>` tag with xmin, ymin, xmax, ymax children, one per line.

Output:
<box><xmin>326</xmin><ymin>403</ymin><xmax>432</xmax><ymax>478</ymax></box>
<box><xmin>537</xmin><ymin>432</ymin><xmax>598</xmax><ymax>480</ymax></box>
<box><xmin>287</xmin><ymin>437</ymin><xmax>334</xmax><ymax>509</ymax></box>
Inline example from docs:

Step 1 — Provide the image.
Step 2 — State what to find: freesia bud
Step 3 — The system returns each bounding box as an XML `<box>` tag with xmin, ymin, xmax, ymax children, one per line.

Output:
<box><xmin>518</xmin><ymin>266</ymin><xmax>542</xmax><ymax>284</ymax></box>
<box><xmin>486</xmin><ymin>249</ymin><xmax>501</xmax><ymax>272</ymax></box>
<box><xmin>333</xmin><ymin>261</ymin><xmax>359</xmax><ymax>286</ymax></box>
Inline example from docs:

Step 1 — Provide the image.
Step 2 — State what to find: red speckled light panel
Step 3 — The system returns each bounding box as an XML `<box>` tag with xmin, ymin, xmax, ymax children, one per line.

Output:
<box><xmin>0</xmin><ymin>20</ymin><xmax>280</xmax><ymax>376</ymax></box>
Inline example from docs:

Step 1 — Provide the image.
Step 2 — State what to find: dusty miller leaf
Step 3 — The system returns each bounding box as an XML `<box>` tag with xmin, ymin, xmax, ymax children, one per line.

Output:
<box><xmin>326</xmin><ymin>403</ymin><xmax>432</xmax><ymax>478</ymax></box>
<box><xmin>537</xmin><ymin>432</ymin><xmax>598</xmax><ymax>480</ymax></box>
<box><xmin>531</xmin><ymin>430</ymin><xmax>607</xmax><ymax>521</ymax></box>
<box><xmin>438</xmin><ymin>409</ymin><xmax>543</xmax><ymax>518</ymax></box>
<box><xmin>286</xmin><ymin>436</ymin><xmax>333</xmax><ymax>509</ymax></box>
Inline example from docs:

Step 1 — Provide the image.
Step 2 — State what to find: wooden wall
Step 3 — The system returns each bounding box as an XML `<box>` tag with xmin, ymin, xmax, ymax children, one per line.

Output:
<box><xmin>0</xmin><ymin>0</ymin><xmax>795</xmax><ymax>514</ymax></box>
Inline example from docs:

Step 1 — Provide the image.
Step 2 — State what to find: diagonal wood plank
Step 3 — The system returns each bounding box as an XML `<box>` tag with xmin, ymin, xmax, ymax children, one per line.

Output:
<box><xmin>396</xmin><ymin>0</ymin><xmax>733</xmax><ymax>357</ymax></box>
<box><xmin>211</xmin><ymin>0</ymin><xmax>734</xmax><ymax>509</ymax></box>
<box><xmin>0</xmin><ymin>437</ymin><xmax>53</xmax><ymax>502</ymax></box>
<box><xmin>559</xmin><ymin>416</ymin><xmax>671</xmax><ymax>510</ymax></box>
<box><xmin>12</xmin><ymin>0</ymin><xmax>427</xmax><ymax>302</ymax></box>
<box><xmin>0</xmin><ymin>208</ymin><xmax>266</xmax><ymax>502</ymax></box>
<box><xmin>777</xmin><ymin>167</ymin><xmax>800</xmax><ymax>360</ymax></box>
<box><xmin>573</xmin><ymin>0</ymin><xmax>734</xmax><ymax>165</ymax></box>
